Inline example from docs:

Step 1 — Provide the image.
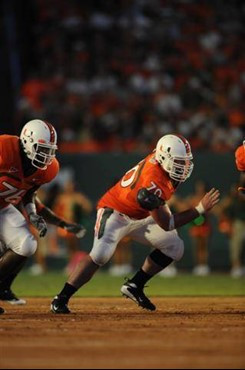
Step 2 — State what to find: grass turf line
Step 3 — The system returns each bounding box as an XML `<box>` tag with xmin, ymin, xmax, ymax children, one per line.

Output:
<box><xmin>12</xmin><ymin>271</ymin><xmax>245</xmax><ymax>297</ymax></box>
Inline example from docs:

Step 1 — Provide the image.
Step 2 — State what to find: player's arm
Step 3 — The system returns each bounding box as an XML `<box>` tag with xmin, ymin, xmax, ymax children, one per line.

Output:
<box><xmin>150</xmin><ymin>188</ymin><xmax>220</xmax><ymax>231</ymax></box>
<box><xmin>22</xmin><ymin>187</ymin><xmax>48</xmax><ymax>238</ymax></box>
<box><xmin>35</xmin><ymin>197</ymin><xmax>86</xmax><ymax>238</ymax></box>
<box><xmin>137</xmin><ymin>188</ymin><xmax>165</xmax><ymax>210</ymax></box>
<box><xmin>238</xmin><ymin>172</ymin><xmax>245</xmax><ymax>200</ymax></box>
<box><xmin>235</xmin><ymin>144</ymin><xmax>245</xmax><ymax>199</ymax></box>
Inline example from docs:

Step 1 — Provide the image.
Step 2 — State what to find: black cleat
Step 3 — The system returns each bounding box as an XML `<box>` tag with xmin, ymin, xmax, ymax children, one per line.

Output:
<box><xmin>0</xmin><ymin>289</ymin><xmax>26</xmax><ymax>305</ymax></box>
<box><xmin>51</xmin><ymin>296</ymin><xmax>71</xmax><ymax>314</ymax></box>
<box><xmin>0</xmin><ymin>307</ymin><xmax>4</xmax><ymax>314</ymax></box>
<box><xmin>121</xmin><ymin>281</ymin><xmax>156</xmax><ymax>311</ymax></box>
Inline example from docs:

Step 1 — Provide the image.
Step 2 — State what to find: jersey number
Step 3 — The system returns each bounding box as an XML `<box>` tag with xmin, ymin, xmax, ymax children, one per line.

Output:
<box><xmin>121</xmin><ymin>162</ymin><xmax>162</xmax><ymax>196</ymax></box>
<box><xmin>147</xmin><ymin>181</ymin><xmax>162</xmax><ymax>197</ymax></box>
<box><xmin>0</xmin><ymin>181</ymin><xmax>26</xmax><ymax>204</ymax></box>
<box><xmin>121</xmin><ymin>160</ymin><xmax>145</xmax><ymax>188</ymax></box>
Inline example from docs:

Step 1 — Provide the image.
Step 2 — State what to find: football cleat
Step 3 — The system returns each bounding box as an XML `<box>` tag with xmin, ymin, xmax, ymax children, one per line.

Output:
<box><xmin>0</xmin><ymin>289</ymin><xmax>26</xmax><ymax>305</ymax></box>
<box><xmin>51</xmin><ymin>296</ymin><xmax>71</xmax><ymax>314</ymax></box>
<box><xmin>121</xmin><ymin>281</ymin><xmax>156</xmax><ymax>311</ymax></box>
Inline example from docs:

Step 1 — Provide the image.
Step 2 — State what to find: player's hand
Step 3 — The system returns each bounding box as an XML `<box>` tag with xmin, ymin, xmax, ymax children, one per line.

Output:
<box><xmin>29</xmin><ymin>213</ymin><xmax>48</xmax><ymax>237</ymax></box>
<box><xmin>198</xmin><ymin>188</ymin><xmax>220</xmax><ymax>213</ymax></box>
<box><xmin>60</xmin><ymin>221</ymin><xmax>86</xmax><ymax>239</ymax></box>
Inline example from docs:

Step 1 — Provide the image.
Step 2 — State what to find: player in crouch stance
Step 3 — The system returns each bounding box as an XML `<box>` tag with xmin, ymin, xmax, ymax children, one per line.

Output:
<box><xmin>51</xmin><ymin>134</ymin><xmax>220</xmax><ymax>314</ymax></box>
<box><xmin>0</xmin><ymin>120</ymin><xmax>85</xmax><ymax>313</ymax></box>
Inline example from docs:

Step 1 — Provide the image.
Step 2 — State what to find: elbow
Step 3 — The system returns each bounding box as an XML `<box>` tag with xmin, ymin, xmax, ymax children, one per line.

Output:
<box><xmin>151</xmin><ymin>210</ymin><xmax>175</xmax><ymax>231</ymax></box>
<box><xmin>158</xmin><ymin>222</ymin><xmax>170</xmax><ymax>231</ymax></box>
<box><xmin>158</xmin><ymin>215</ymin><xmax>175</xmax><ymax>232</ymax></box>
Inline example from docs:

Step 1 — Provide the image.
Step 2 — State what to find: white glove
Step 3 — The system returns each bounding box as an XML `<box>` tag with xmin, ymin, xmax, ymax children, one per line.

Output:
<box><xmin>60</xmin><ymin>221</ymin><xmax>86</xmax><ymax>239</ymax></box>
<box><xmin>29</xmin><ymin>213</ymin><xmax>48</xmax><ymax>238</ymax></box>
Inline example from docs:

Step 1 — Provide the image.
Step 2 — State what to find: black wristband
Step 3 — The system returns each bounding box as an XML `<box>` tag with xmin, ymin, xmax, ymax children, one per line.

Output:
<box><xmin>58</xmin><ymin>220</ymin><xmax>66</xmax><ymax>228</ymax></box>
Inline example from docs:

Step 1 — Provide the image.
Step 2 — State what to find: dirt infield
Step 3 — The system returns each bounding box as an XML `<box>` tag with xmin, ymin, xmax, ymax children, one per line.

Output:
<box><xmin>0</xmin><ymin>297</ymin><xmax>244</xmax><ymax>369</ymax></box>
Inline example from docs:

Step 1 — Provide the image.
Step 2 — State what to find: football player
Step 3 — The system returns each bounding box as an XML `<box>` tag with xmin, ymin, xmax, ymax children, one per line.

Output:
<box><xmin>235</xmin><ymin>140</ymin><xmax>245</xmax><ymax>199</ymax></box>
<box><xmin>0</xmin><ymin>120</ymin><xmax>85</xmax><ymax>309</ymax></box>
<box><xmin>51</xmin><ymin>134</ymin><xmax>220</xmax><ymax>314</ymax></box>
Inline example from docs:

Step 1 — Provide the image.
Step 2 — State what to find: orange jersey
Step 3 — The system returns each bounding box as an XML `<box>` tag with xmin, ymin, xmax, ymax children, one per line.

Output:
<box><xmin>0</xmin><ymin>135</ymin><xmax>59</xmax><ymax>209</ymax></box>
<box><xmin>98</xmin><ymin>153</ymin><xmax>176</xmax><ymax>219</ymax></box>
<box><xmin>235</xmin><ymin>144</ymin><xmax>245</xmax><ymax>171</ymax></box>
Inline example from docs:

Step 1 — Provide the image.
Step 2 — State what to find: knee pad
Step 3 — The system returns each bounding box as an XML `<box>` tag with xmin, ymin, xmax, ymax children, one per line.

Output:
<box><xmin>12</xmin><ymin>234</ymin><xmax>37</xmax><ymax>257</ymax></box>
<box><xmin>90</xmin><ymin>233</ymin><xmax>118</xmax><ymax>266</ymax></box>
<box><xmin>90</xmin><ymin>243</ymin><xmax>113</xmax><ymax>266</ymax></box>
<box><xmin>174</xmin><ymin>238</ymin><xmax>184</xmax><ymax>261</ymax></box>
<box><xmin>159</xmin><ymin>236</ymin><xmax>184</xmax><ymax>261</ymax></box>
<box><xmin>169</xmin><ymin>238</ymin><xmax>184</xmax><ymax>261</ymax></box>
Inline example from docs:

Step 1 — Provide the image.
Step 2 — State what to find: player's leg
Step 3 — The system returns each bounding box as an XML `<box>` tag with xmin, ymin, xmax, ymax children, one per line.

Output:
<box><xmin>51</xmin><ymin>208</ymin><xmax>131</xmax><ymax>314</ymax></box>
<box><xmin>0</xmin><ymin>240</ymin><xmax>27</xmax><ymax>299</ymax></box>
<box><xmin>120</xmin><ymin>250</ymin><xmax>173</xmax><ymax>311</ymax></box>
<box><xmin>0</xmin><ymin>245</ymin><xmax>5</xmax><ymax>313</ymax></box>
<box><xmin>109</xmin><ymin>236</ymin><xmax>133</xmax><ymax>276</ymax></box>
<box><xmin>121</xmin><ymin>217</ymin><xmax>183</xmax><ymax>310</ymax></box>
<box><xmin>0</xmin><ymin>205</ymin><xmax>37</xmax><ymax>305</ymax></box>
<box><xmin>192</xmin><ymin>235</ymin><xmax>210</xmax><ymax>276</ymax></box>
<box><xmin>230</xmin><ymin>219</ymin><xmax>244</xmax><ymax>278</ymax></box>
<box><xmin>0</xmin><ymin>250</ymin><xmax>27</xmax><ymax>304</ymax></box>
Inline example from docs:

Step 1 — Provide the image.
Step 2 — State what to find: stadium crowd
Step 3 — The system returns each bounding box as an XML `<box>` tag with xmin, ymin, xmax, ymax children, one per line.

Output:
<box><xmin>15</xmin><ymin>0</ymin><xmax>244</xmax><ymax>152</ymax></box>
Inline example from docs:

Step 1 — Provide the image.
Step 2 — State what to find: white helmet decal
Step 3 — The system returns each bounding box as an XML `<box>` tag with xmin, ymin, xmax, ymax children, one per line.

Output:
<box><xmin>155</xmin><ymin>134</ymin><xmax>193</xmax><ymax>182</ymax></box>
<box><xmin>20</xmin><ymin>119</ymin><xmax>57</xmax><ymax>170</ymax></box>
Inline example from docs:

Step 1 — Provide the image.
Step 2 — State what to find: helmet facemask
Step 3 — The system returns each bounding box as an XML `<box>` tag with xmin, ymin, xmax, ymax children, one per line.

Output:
<box><xmin>155</xmin><ymin>134</ymin><xmax>194</xmax><ymax>182</ymax></box>
<box><xmin>20</xmin><ymin>119</ymin><xmax>58</xmax><ymax>170</ymax></box>
<box><xmin>163</xmin><ymin>156</ymin><xmax>193</xmax><ymax>182</ymax></box>
<box><xmin>31</xmin><ymin>142</ymin><xmax>57</xmax><ymax>169</ymax></box>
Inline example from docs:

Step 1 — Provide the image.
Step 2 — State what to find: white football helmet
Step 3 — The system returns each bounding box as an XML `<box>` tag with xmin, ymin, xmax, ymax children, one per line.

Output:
<box><xmin>20</xmin><ymin>119</ymin><xmax>57</xmax><ymax>170</ymax></box>
<box><xmin>155</xmin><ymin>134</ymin><xmax>193</xmax><ymax>182</ymax></box>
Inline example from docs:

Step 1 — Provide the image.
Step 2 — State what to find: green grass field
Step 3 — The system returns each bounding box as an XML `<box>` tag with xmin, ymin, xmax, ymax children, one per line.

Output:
<box><xmin>12</xmin><ymin>271</ymin><xmax>245</xmax><ymax>297</ymax></box>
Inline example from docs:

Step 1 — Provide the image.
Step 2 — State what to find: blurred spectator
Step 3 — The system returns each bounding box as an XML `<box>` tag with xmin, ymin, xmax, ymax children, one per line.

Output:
<box><xmin>29</xmin><ymin>184</ymin><xmax>61</xmax><ymax>275</ymax></box>
<box><xmin>14</xmin><ymin>0</ymin><xmax>244</xmax><ymax>152</ymax></box>
<box><xmin>218</xmin><ymin>185</ymin><xmax>245</xmax><ymax>278</ymax></box>
<box><xmin>158</xmin><ymin>195</ymin><xmax>179</xmax><ymax>277</ymax></box>
<box><xmin>108</xmin><ymin>236</ymin><xmax>133</xmax><ymax>276</ymax></box>
<box><xmin>53</xmin><ymin>179</ymin><xmax>93</xmax><ymax>274</ymax></box>
<box><xmin>185</xmin><ymin>181</ymin><xmax>212</xmax><ymax>276</ymax></box>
